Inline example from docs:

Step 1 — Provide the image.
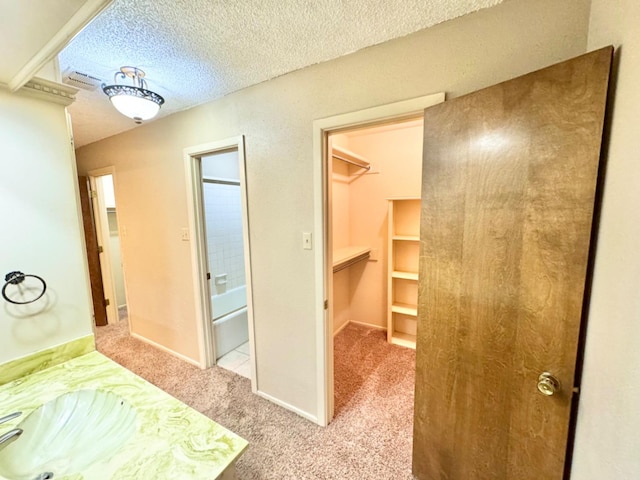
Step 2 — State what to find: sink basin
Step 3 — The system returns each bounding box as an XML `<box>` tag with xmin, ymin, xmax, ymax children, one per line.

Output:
<box><xmin>0</xmin><ymin>389</ymin><xmax>137</xmax><ymax>480</ymax></box>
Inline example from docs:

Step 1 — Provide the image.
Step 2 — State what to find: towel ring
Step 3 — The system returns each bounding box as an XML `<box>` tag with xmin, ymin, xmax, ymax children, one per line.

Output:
<box><xmin>2</xmin><ymin>271</ymin><xmax>47</xmax><ymax>305</ymax></box>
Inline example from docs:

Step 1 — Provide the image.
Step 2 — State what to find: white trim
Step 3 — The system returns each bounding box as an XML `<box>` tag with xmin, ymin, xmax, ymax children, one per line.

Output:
<box><xmin>236</xmin><ymin>138</ymin><xmax>259</xmax><ymax>394</ymax></box>
<box><xmin>255</xmin><ymin>390</ymin><xmax>319</xmax><ymax>424</ymax></box>
<box><xmin>130</xmin><ymin>332</ymin><xmax>202</xmax><ymax>368</ymax></box>
<box><xmin>312</xmin><ymin>93</ymin><xmax>445</xmax><ymax>426</ymax></box>
<box><xmin>183</xmin><ymin>137</ymin><xmax>258</xmax><ymax>394</ymax></box>
<box><xmin>184</xmin><ymin>144</ymin><xmax>215</xmax><ymax>369</ymax></box>
<box><xmin>8</xmin><ymin>0</ymin><xmax>113</xmax><ymax>91</ymax></box>
<box><xmin>16</xmin><ymin>77</ymin><xmax>78</xmax><ymax>106</ymax></box>
<box><xmin>86</xmin><ymin>166</ymin><xmax>115</xmax><ymax>177</ymax></box>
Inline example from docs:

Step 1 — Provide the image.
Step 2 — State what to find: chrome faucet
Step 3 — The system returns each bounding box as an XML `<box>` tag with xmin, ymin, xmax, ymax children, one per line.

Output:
<box><xmin>0</xmin><ymin>412</ymin><xmax>22</xmax><ymax>451</ymax></box>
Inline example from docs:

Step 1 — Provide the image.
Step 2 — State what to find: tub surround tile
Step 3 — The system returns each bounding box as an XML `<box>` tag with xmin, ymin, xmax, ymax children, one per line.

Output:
<box><xmin>0</xmin><ymin>351</ymin><xmax>247</xmax><ymax>480</ymax></box>
<box><xmin>0</xmin><ymin>334</ymin><xmax>95</xmax><ymax>386</ymax></box>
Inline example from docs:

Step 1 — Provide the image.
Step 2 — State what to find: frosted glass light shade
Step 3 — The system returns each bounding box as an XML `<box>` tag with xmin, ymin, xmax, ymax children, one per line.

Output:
<box><xmin>110</xmin><ymin>94</ymin><xmax>160</xmax><ymax>122</ymax></box>
<box><xmin>102</xmin><ymin>67</ymin><xmax>165</xmax><ymax>124</ymax></box>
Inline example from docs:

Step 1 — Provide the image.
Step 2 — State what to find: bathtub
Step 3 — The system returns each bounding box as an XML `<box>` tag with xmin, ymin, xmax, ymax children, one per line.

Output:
<box><xmin>212</xmin><ymin>285</ymin><xmax>249</xmax><ymax>360</ymax></box>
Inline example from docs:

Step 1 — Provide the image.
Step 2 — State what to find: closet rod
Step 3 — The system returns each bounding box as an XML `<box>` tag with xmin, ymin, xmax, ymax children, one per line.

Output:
<box><xmin>332</xmin><ymin>146</ymin><xmax>371</xmax><ymax>171</ymax></box>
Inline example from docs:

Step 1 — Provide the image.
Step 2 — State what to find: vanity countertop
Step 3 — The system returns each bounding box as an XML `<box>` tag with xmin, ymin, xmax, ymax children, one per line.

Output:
<box><xmin>0</xmin><ymin>351</ymin><xmax>248</xmax><ymax>479</ymax></box>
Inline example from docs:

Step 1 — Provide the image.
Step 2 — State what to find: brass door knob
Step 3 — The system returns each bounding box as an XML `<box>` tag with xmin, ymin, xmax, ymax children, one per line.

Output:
<box><xmin>537</xmin><ymin>372</ymin><xmax>560</xmax><ymax>396</ymax></box>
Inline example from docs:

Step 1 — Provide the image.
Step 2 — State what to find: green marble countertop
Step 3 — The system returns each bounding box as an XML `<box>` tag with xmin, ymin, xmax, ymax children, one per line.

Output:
<box><xmin>0</xmin><ymin>351</ymin><xmax>248</xmax><ymax>480</ymax></box>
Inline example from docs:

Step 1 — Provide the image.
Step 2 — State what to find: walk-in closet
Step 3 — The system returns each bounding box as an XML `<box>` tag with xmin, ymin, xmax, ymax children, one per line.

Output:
<box><xmin>330</xmin><ymin>117</ymin><xmax>424</xmax><ymax>345</ymax></box>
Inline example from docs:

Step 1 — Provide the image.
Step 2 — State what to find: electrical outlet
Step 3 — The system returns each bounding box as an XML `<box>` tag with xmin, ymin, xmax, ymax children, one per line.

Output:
<box><xmin>302</xmin><ymin>232</ymin><xmax>312</xmax><ymax>250</ymax></box>
<box><xmin>181</xmin><ymin>228</ymin><xmax>189</xmax><ymax>241</ymax></box>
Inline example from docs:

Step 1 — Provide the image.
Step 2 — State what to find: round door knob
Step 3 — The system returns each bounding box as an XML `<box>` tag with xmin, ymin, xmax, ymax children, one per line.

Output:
<box><xmin>537</xmin><ymin>372</ymin><xmax>560</xmax><ymax>396</ymax></box>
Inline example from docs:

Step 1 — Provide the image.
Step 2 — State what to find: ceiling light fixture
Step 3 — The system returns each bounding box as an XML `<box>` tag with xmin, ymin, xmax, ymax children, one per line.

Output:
<box><xmin>102</xmin><ymin>67</ymin><xmax>164</xmax><ymax>124</ymax></box>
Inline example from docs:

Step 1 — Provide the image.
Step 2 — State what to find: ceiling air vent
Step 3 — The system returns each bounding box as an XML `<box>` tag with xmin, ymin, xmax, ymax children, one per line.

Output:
<box><xmin>62</xmin><ymin>69</ymin><xmax>102</xmax><ymax>91</ymax></box>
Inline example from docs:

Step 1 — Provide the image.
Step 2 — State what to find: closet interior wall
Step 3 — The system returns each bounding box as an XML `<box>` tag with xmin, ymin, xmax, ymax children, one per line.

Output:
<box><xmin>331</xmin><ymin>120</ymin><xmax>424</xmax><ymax>334</ymax></box>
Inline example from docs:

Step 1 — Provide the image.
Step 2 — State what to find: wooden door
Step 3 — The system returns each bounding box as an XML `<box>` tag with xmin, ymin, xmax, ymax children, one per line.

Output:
<box><xmin>78</xmin><ymin>175</ymin><xmax>108</xmax><ymax>327</ymax></box>
<box><xmin>413</xmin><ymin>47</ymin><xmax>612</xmax><ymax>479</ymax></box>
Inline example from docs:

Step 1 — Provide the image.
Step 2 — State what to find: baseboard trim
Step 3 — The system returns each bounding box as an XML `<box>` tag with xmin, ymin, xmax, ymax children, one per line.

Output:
<box><xmin>130</xmin><ymin>332</ymin><xmax>202</xmax><ymax>369</ymax></box>
<box><xmin>334</xmin><ymin>320</ymin><xmax>387</xmax><ymax>336</ymax></box>
<box><xmin>348</xmin><ymin>320</ymin><xmax>387</xmax><ymax>331</ymax></box>
<box><xmin>332</xmin><ymin>320</ymin><xmax>351</xmax><ymax>337</ymax></box>
<box><xmin>256</xmin><ymin>390</ymin><xmax>319</xmax><ymax>425</ymax></box>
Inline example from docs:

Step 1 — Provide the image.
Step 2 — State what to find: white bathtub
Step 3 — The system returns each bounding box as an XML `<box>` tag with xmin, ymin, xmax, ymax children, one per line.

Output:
<box><xmin>212</xmin><ymin>285</ymin><xmax>248</xmax><ymax>360</ymax></box>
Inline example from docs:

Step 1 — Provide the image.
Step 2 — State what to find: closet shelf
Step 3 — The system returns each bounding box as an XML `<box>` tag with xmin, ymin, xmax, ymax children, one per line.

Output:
<box><xmin>332</xmin><ymin>145</ymin><xmax>371</xmax><ymax>172</ymax></box>
<box><xmin>393</xmin><ymin>235</ymin><xmax>419</xmax><ymax>242</ymax></box>
<box><xmin>333</xmin><ymin>246</ymin><xmax>371</xmax><ymax>273</ymax></box>
<box><xmin>390</xmin><ymin>332</ymin><xmax>416</xmax><ymax>349</ymax></box>
<box><xmin>391</xmin><ymin>271</ymin><xmax>419</xmax><ymax>281</ymax></box>
<box><xmin>391</xmin><ymin>303</ymin><xmax>418</xmax><ymax>317</ymax></box>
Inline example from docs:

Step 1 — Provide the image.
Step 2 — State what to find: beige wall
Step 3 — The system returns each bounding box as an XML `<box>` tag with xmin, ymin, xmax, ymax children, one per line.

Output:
<box><xmin>572</xmin><ymin>0</ymin><xmax>640</xmax><ymax>477</ymax></box>
<box><xmin>0</xmin><ymin>90</ymin><xmax>93</xmax><ymax>363</ymax></box>
<box><xmin>75</xmin><ymin>0</ymin><xmax>590</xmax><ymax>418</ymax></box>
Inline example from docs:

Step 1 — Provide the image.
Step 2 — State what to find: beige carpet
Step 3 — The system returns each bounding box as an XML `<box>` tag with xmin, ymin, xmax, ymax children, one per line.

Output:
<box><xmin>96</xmin><ymin>320</ymin><xmax>416</xmax><ymax>479</ymax></box>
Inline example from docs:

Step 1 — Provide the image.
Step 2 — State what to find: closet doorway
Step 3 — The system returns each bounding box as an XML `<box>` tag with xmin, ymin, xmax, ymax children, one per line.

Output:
<box><xmin>329</xmin><ymin>119</ymin><xmax>422</xmax><ymax>418</ymax></box>
<box><xmin>313</xmin><ymin>93</ymin><xmax>444</xmax><ymax>426</ymax></box>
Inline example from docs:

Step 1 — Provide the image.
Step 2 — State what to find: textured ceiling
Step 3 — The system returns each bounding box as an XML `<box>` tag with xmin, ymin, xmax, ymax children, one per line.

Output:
<box><xmin>59</xmin><ymin>0</ymin><xmax>504</xmax><ymax>147</ymax></box>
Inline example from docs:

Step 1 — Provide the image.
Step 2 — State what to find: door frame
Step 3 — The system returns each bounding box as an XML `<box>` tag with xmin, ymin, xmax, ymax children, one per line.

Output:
<box><xmin>87</xmin><ymin>166</ymin><xmax>124</xmax><ymax>325</ymax></box>
<box><xmin>184</xmin><ymin>136</ymin><xmax>258</xmax><ymax>391</ymax></box>
<box><xmin>312</xmin><ymin>93</ymin><xmax>445</xmax><ymax>426</ymax></box>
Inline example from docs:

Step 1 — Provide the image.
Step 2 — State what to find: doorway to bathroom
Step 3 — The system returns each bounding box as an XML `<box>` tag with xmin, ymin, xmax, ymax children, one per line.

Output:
<box><xmin>201</xmin><ymin>150</ymin><xmax>251</xmax><ymax>377</ymax></box>
<box><xmin>184</xmin><ymin>137</ymin><xmax>256</xmax><ymax>387</ymax></box>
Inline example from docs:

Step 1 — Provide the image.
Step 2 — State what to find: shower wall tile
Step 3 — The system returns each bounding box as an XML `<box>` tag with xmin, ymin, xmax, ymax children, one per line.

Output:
<box><xmin>202</xmin><ymin>183</ymin><xmax>246</xmax><ymax>292</ymax></box>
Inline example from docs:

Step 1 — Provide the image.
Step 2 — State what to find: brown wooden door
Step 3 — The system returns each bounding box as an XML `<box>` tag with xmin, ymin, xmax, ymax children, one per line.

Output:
<box><xmin>413</xmin><ymin>47</ymin><xmax>612</xmax><ymax>479</ymax></box>
<box><xmin>78</xmin><ymin>175</ymin><xmax>108</xmax><ymax>327</ymax></box>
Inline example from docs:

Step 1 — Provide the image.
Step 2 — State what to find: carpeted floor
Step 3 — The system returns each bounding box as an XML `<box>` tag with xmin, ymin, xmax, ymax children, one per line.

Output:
<box><xmin>96</xmin><ymin>319</ymin><xmax>416</xmax><ymax>479</ymax></box>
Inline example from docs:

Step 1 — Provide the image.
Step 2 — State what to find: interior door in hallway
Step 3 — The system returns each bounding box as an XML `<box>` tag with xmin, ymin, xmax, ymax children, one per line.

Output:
<box><xmin>78</xmin><ymin>175</ymin><xmax>108</xmax><ymax>327</ymax></box>
<box><xmin>413</xmin><ymin>47</ymin><xmax>612</xmax><ymax>479</ymax></box>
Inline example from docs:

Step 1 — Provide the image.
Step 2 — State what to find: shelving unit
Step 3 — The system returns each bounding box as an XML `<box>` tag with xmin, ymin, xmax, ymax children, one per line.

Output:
<box><xmin>387</xmin><ymin>198</ymin><xmax>421</xmax><ymax>349</ymax></box>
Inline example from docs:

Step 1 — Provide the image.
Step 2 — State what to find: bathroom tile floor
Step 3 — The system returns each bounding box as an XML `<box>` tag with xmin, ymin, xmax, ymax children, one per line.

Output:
<box><xmin>236</xmin><ymin>341</ymin><xmax>250</xmax><ymax>355</ymax></box>
<box><xmin>217</xmin><ymin>342</ymin><xmax>251</xmax><ymax>378</ymax></box>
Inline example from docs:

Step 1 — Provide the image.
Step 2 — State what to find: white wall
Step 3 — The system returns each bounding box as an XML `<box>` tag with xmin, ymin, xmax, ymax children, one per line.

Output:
<box><xmin>75</xmin><ymin>0</ymin><xmax>590</xmax><ymax>419</ymax></box>
<box><xmin>572</xmin><ymin>1</ymin><xmax>640</xmax><ymax>477</ymax></box>
<box><xmin>0</xmin><ymin>89</ymin><xmax>93</xmax><ymax>363</ymax></box>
